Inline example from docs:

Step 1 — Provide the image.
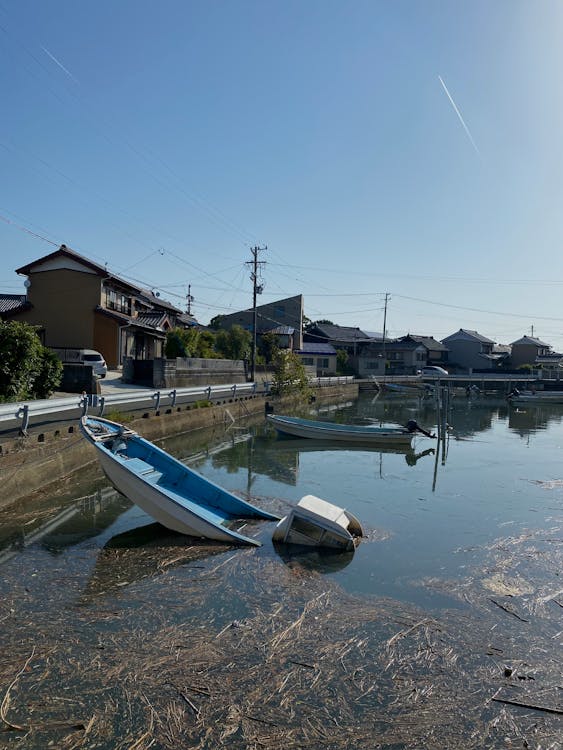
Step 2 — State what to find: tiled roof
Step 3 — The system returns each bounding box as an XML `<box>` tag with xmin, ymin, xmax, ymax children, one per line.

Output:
<box><xmin>267</xmin><ymin>325</ymin><xmax>295</xmax><ymax>335</ymax></box>
<box><xmin>297</xmin><ymin>342</ymin><xmax>337</xmax><ymax>355</ymax></box>
<box><xmin>16</xmin><ymin>244</ymin><xmax>183</xmax><ymax>314</ymax></box>
<box><xmin>442</xmin><ymin>328</ymin><xmax>495</xmax><ymax>344</ymax></box>
<box><xmin>407</xmin><ymin>335</ymin><xmax>449</xmax><ymax>352</ymax></box>
<box><xmin>308</xmin><ymin>323</ymin><xmax>371</xmax><ymax>343</ymax></box>
<box><xmin>135</xmin><ymin>312</ymin><xmax>170</xmax><ymax>329</ymax></box>
<box><xmin>0</xmin><ymin>294</ymin><xmax>26</xmax><ymax>314</ymax></box>
<box><xmin>510</xmin><ymin>335</ymin><xmax>552</xmax><ymax>348</ymax></box>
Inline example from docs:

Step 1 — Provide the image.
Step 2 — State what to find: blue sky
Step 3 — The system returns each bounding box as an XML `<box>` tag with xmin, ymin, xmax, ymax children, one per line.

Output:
<box><xmin>2</xmin><ymin>1</ymin><xmax>563</xmax><ymax>346</ymax></box>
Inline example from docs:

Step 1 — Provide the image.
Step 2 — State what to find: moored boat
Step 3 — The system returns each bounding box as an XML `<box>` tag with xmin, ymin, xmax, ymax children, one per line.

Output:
<box><xmin>80</xmin><ymin>416</ymin><xmax>280</xmax><ymax>545</ymax></box>
<box><xmin>507</xmin><ymin>388</ymin><xmax>563</xmax><ymax>405</ymax></box>
<box><xmin>267</xmin><ymin>414</ymin><xmax>428</xmax><ymax>444</ymax></box>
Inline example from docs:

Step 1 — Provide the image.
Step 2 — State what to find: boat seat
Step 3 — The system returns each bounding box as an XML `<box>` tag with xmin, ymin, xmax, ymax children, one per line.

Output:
<box><xmin>122</xmin><ymin>457</ymin><xmax>163</xmax><ymax>482</ymax></box>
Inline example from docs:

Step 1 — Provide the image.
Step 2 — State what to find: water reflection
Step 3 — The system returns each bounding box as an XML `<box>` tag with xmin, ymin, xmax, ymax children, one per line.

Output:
<box><xmin>0</xmin><ymin>485</ymin><xmax>129</xmax><ymax>563</ymax></box>
<box><xmin>210</xmin><ymin>432</ymin><xmax>437</xmax><ymax>488</ymax></box>
<box><xmin>507</xmin><ymin>403</ymin><xmax>563</xmax><ymax>436</ymax></box>
<box><xmin>82</xmin><ymin>523</ymin><xmax>227</xmax><ymax>601</ymax></box>
<box><xmin>272</xmin><ymin>541</ymin><xmax>356</xmax><ymax>574</ymax></box>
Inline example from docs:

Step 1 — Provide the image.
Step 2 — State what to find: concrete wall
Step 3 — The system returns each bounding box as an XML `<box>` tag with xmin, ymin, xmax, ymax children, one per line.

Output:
<box><xmin>123</xmin><ymin>357</ymin><xmax>249</xmax><ymax>388</ymax></box>
<box><xmin>0</xmin><ymin>381</ymin><xmax>359</xmax><ymax>506</ymax></box>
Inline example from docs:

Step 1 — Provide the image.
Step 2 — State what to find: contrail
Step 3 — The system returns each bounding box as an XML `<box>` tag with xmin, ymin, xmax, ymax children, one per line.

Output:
<box><xmin>42</xmin><ymin>46</ymin><xmax>78</xmax><ymax>83</ymax></box>
<box><xmin>438</xmin><ymin>75</ymin><xmax>480</xmax><ymax>156</ymax></box>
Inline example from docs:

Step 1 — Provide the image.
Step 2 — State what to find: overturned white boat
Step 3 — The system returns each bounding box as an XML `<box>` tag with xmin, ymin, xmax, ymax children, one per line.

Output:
<box><xmin>272</xmin><ymin>495</ymin><xmax>363</xmax><ymax>551</ymax></box>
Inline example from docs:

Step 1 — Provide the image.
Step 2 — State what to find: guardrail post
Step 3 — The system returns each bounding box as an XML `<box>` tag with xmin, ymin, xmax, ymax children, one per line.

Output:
<box><xmin>18</xmin><ymin>404</ymin><xmax>29</xmax><ymax>436</ymax></box>
<box><xmin>231</xmin><ymin>384</ymin><xmax>237</xmax><ymax>397</ymax></box>
<box><xmin>98</xmin><ymin>397</ymin><xmax>105</xmax><ymax>417</ymax></box>
<box><xmin>169</xmin><ymin>389</ymin><xmax>177</xmax><ymax>408</ymax></box>
<box><xmin>252</xmin><ymin>382</ymin><xmax>257</xmax><ymax>394</ymax></box>
<box><xmin>206</xmin><ymin>386</ymin><xmax>212</xmax><ymax>400</ymax></box>
<box><xmin>153</xmin><ymin>391</ymin><xmax>161</xmax><ymax>411</ymax></box>
<box><xmin>81</xmin><ymin>394</ymin><xmax>89</xmax><ymax>416</ymax></box>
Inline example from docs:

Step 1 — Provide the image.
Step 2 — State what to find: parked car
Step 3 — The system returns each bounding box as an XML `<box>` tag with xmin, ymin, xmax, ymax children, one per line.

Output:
<box><xmin>81</xmin><ymin>350</ymin><xmax>108</xmax><ymax>378</ymax></box>
<box><xmin>420</xmin><ymin>365</ymin><xmax>449</xmax><ymax>376</ymax></box>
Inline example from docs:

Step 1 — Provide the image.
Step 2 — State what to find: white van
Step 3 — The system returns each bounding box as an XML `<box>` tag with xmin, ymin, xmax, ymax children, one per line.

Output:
<box><xmin>51</xmin><ymin>348</ymin><xmax>108</xmax><ymax>378</ymax></box>
<box><xmin>81</xmin><ymin>350</ymin><xmax>108</xmax><ymax>378</ymax></box>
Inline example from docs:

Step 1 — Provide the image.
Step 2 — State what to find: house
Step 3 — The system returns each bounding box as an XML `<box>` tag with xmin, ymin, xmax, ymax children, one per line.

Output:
<box><xmin>403</xmin><ymin>335</ymin><xmax>449</xmax><ymax>367</ymax></box>
<box><xmin>6</xmin><ymin>244</ymin><xmax>194</xmax><ymax>368</ymax></box>
<box><xmin>304</xmin><ymin>323</ymin><xmax>379</xmax><ymax>356</ymax></box>
<box><xmin>216</xmin><ymin>295</ymin><xmax>304</xmax><ymax>350</ymax></box>
<box><xmin>295</xmin><ymin>342</ymin><xmax>338</xmax><ymax>376</ymax></box>
<box><xmin>354</xmin><ymin>337</ymin><xmax>427</xmax><ymax>376</ymax></box>
<box><xmin>510</xmin><ymin>336</ymin><xmax>562</xmax><ymax>370</ymax></box>
<box><xmin>441</xmin><ymin>329</ymin><xmax>500</xmax><ymax>372</ymax></box>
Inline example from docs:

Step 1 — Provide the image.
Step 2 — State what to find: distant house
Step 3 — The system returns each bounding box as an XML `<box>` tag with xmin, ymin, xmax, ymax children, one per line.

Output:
<box><xmin>216</xmin><ymin>295</ymin><xmax>303</xmax><ymax>350</ymax></box>
<box><xmin>304</xmin><ymin>323</ymin><xmax>379</xmax><ymax>356</ymax></box>
<box><xmin>295</xmin><ymin>342</ymin><xmax>337</xmax><ymax>376</ymax></box>
<box><xmin>403</xmin><ymin>335</ymin><xmax>449</xmax><ymax>367</ymax></box>
<box><xmin>441</xmin><ymin>329</ymin><xmax>500</xmax><ymax>372</ymax></box>
<box><xmin>355</xmin><ymin>337</ymin><xmax>427</xmax><ymax>376</ymax></box>
<box><xmin>263</xmin><ymin>325</ymin><xmax>298</xmax><ymax>350</ymax></box>
<box><xmin>7</xmin><ymin>244</ymin><xmax>194</xmax><ymax>368</ymax></box>
<box><xmin>510</xmin><ymin>336</ymin><xmax>562</xmax><ymax>370</ymax></box>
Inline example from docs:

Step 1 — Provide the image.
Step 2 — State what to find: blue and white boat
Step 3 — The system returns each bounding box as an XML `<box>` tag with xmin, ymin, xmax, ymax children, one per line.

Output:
<box><xmin>80</xmin><ymin>416</ymin><xmax>280</xmax><ymax>546</ymax></box>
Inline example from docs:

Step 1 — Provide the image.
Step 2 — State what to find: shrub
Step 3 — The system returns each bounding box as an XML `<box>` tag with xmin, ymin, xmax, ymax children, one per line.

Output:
<box><xmin>0</xmin><ymin>320</ymin><xmax>63</xmax><ymax>401</ymax></box>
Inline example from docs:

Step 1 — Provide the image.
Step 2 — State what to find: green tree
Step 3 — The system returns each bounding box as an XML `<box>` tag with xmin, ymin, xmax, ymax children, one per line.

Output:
<box><xmin>336</xmin><ymin>349</ymin><xmax>354</xmax><ymax>375</ymax></box>
<box><xmin>214</xmin><ymin>325</ymin><xmax>252</xmax><ymax>360</ymax></box>
<box><xmin>271</xmin><ymin>349</ymin><xmax>311</xmax><ymax>398</ymax></box>
<box><xmin>0</xmin><ymin>320</ymin><xmax>63</xmax><ymax>401</ymax></box>
<box><xmin>258</xmin><ymin>331</ymin><xmax>279</xmax><ymax>364</ymax></box>
<box><xmin>165</xmin><ymin>327</ymin><xmax>218</xmax><ymax>359</ymax></box>
<box><xmin>209</xmin><ymin>314</ymin><xmax>226</xmax><ymax>330</ymax></box>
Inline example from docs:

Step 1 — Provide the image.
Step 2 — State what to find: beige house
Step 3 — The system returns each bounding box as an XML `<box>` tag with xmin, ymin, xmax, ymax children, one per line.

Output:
<box><xmin>7</xmin><ymin>244</ymin><xmax>193</xmax><ymax>368</ymax></box>
<box><xmin>510</xmin><ymin>335</ymin><xmax>562</xmax><ymax>370</ymax></box>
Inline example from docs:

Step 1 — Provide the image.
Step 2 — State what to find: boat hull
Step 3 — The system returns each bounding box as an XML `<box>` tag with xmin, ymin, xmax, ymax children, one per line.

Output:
<box><xmin>81</xmin><ymin>416</ymin><xmax>279</xmax><ymax>546</ymax></box>
<box><xmin>95</xmin><ymin>449</ymin><xmax>257</xmax><ymax>543</ymax></box>
<box><xmin>509</xmin><ymin>391</ymin><xmax>563</xmax><ymax>404</ymax></box>
<box><xmin>267</xmin><ymin>415</ymin><xmax>413</xmax><ymax>445</ymax></box>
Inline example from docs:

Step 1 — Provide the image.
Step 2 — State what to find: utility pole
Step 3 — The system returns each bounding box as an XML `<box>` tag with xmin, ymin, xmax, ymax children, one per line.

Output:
<box><xmin>246</xmin><ymin>246</ymin><xmax>267</xmax><ymax>381</ymax></box>
<box><xmin>186</xmin><ymin>285</ymin><xmax>194</xmax><ymax>315</ymax></box>
<box><xmin>382</xmin><ymin>293</ymin><xmax>390</xmax><ymax>373</ymax></box>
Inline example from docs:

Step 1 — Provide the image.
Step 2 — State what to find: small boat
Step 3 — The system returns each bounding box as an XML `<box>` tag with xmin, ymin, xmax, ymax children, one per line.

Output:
<box><xmin>272</xmin><ymin>495</ymin><xmax>363</xmax><ymax>550</ymax></box>
<box><xmin>80</xmin><ymin>416</ymin><xmax>280</xmax><ymax>546</ymax></box>
<box><xmin>267</xmin><ymin>414</ymin><xmax>424</xmax><ymax>444</ymax></box>
<box><xmin>507</xmin><ymin>388</ymin><xmax>563</xmax><ymax>404</ymax></box>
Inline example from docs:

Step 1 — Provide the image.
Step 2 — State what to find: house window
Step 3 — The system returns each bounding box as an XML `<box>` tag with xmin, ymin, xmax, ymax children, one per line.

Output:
<box><xmin>301</xmin><ymin>357</ymin><xmax>314</xmax><ymax>366</ymax></box>
<box><xmin>317</xmin><ymin>358</ymin><xmax>329</xmax><ymax>368</ymax></box>
<box><xmin>106</xmin><ymin>288</ymin><xmax>131</xmax><ymax>315</ymax></box>
<box><xmin>416</xmin><ymin>352</ymin><xmax>425</xmax><ymax>361</ymax></box>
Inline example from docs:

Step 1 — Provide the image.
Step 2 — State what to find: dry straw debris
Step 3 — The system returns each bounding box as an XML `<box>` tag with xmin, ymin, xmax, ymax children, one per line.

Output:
<box><xmin>1</xmin><ymin>524</ymin><xmax>562</xmax><ymax>748</ymax></box>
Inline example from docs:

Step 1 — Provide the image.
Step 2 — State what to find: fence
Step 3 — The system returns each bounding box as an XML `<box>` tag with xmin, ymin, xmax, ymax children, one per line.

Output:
<box><xmin>0</xmin><ymin>376</ymin><xmax>356</xmax><ymax>435</ymax></box>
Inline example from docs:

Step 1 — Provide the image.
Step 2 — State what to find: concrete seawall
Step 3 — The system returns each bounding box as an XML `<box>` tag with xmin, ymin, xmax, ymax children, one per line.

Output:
<box><xmin>0</xmin><ymin>383</ymin><xmax>358</xmax><ymax>509</ymax></box>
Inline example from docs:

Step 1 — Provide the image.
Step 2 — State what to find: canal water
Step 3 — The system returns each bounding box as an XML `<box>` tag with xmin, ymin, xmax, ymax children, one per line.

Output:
<box><xmin>1</xmin><ymin>394</ymin><xmax>563</xmax><ymax>610</ymax></box>
<box><xmin>194</xmin><ymin>394</ymin><xmax>563</xmax><ymax>608</ymax></box>
<box><xmin>1</xmin><ymin>392</ymin><xmax>562</xmax><ymax>747</ymax></box>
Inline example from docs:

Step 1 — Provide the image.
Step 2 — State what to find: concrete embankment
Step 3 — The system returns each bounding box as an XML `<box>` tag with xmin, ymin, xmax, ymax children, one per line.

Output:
<box><xmin>0</xmin><ymin>383</ymin><xmax>358</xmax><ymax>509</ymax></box>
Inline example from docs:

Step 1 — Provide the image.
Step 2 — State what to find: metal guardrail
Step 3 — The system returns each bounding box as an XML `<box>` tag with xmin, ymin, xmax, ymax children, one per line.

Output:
<box><xmin>0</xmin><ymin>382</ymin><xmax>262</xmax><ymax>434</ymax></box>
<box><xmin>0</xmin><ymin>376</ymin><xmax>356</xmax><ymax>435</ymax></box>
